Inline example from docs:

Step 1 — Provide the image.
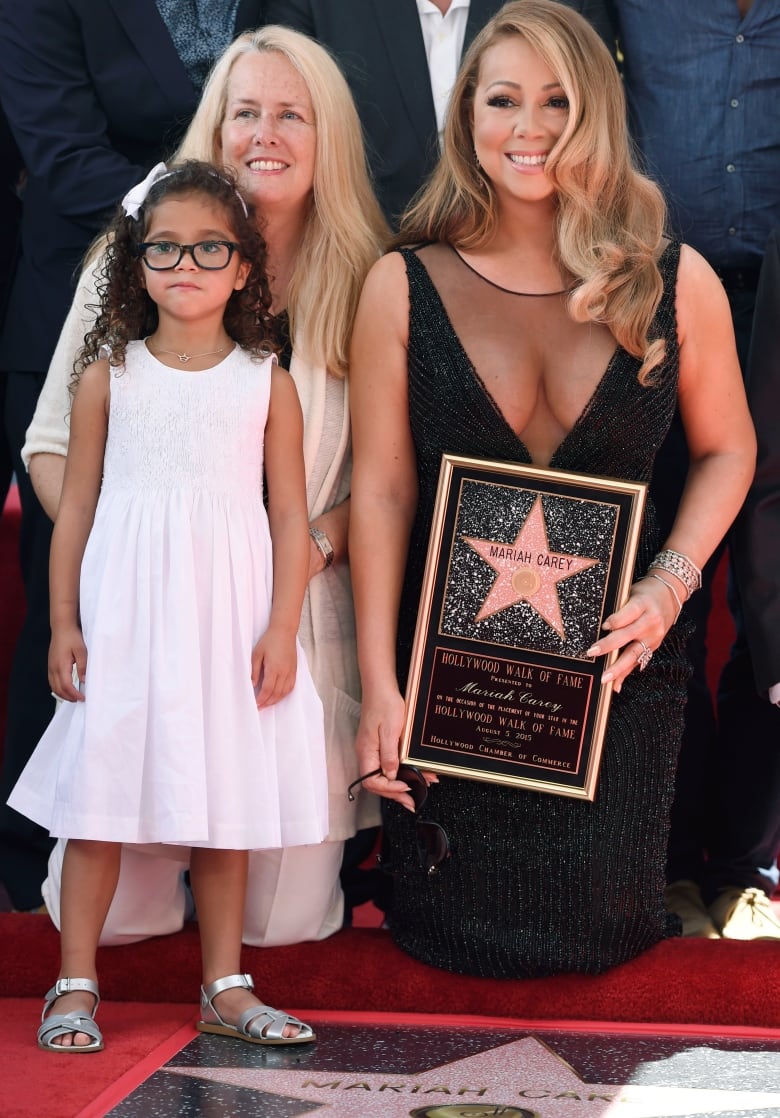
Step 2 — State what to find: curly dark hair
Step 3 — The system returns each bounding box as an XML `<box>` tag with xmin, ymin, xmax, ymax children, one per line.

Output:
<box><xmin>73</xmin><ymin>160</ymin><xmax>275</xmax><ymax>391</ymax></box>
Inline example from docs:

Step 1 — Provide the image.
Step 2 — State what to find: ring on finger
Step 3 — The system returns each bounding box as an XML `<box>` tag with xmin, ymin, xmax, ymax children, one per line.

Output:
<box><xmin>635</xmin><ymin>639</ymin><xmax>653</xmax><ymax>671</ymax></box>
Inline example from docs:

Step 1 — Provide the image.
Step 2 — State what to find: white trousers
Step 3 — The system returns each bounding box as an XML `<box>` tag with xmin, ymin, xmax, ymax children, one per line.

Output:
<box><xmin>42</xmin><ymin>838</ymin><xmax>345</xmax><ymax>947</ymax></box>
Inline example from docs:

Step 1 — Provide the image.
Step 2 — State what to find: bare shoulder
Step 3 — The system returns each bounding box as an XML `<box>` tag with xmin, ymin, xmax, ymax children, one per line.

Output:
<box><xmin>78</xmin><ymin>356</ymin><xmax>111</xmax><ymax>385</ymax></box>
<box><xmin>675</xmin><ymin>244</ymin><xmax>731</xmax><ymax>338</ymax></box>
<box><xmin>72</xmin><ymin>358</ymin><xmax>110</xmax><ymax>409</ymax></box>
<box><xmin>270</xmin><ymin>360</ymin><xmax>297</xmax><ymax>394</ymax></box>
<box><xmin>269</xmin><ymin>360</ymin><xmax>303</xmax><ymax>416</ymax></box>
<box><xmin>367</xmin><ymin>249</ymin><xmax>409</xmax><ymax>283</ymax></box>
<box><xmin>676</xmin><ymin>244</ymin><xmax>728</xmax><ymax>300</ymax></box>
<box><xmin>356</xmin><ymin>251</ymin><xmax>410</xmax><ymax>347</ymax></box>
<box><xmin>360</xmin><ymin>251</ymin><xmax>409</xmax><ymax>304</ymax></box>
<box><xmin>270</xmin><ymin>358</ymin><xmax>293</xmax><ymax>384</ymax></box>
<box><xmin>674</xmin><ymin>245</ymin><xmax>743</xmax><ymax>401</ymax></box>
<box><xmin>67</xmin><ymin>358</ymin><xmax>111</xmax><ymax>445</ymax></box>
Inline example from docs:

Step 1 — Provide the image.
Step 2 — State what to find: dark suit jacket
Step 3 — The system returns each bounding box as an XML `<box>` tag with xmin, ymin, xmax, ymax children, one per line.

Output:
<box><xmin>264</xmin><ymin>0</ymin><xmax>616</xmax><ymax>225</ymax></box>
<box><xmin>732</xmin><ymin>228</ymin><xmax>780</xmax><ymax>694</ymax></box>
<box><xmin>0</xmin><ymin>0</ymin><xmax>264</xmax><ymax>373</ymax></box>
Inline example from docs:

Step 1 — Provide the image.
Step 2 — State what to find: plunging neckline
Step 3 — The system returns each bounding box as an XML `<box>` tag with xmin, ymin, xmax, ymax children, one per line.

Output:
<box><xmin>405</xmin><ymin>247</ymin><xmax>633</xmax><ymax>469</ymax></box>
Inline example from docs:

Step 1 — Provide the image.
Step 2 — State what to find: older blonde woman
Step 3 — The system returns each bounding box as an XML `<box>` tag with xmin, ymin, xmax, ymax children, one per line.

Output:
<box><xmin>25</xmin><ymin>25</ymin><xmax>387</xmax><ymax>947</ymax></box>
<box><xmin>349</xmin><ymin>0</ymin><xmax>755</xmax><ymax>976</ymax></box>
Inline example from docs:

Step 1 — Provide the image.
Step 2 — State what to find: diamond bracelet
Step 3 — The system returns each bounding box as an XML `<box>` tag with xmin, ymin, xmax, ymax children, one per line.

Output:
<box><xmin>649</xmin><ymin>548</ymin><xmax>702</xmax><ymax>597</ymax></box>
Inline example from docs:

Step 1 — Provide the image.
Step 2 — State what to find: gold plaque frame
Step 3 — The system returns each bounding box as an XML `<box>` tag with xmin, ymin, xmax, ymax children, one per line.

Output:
<box><xmin>400</xmin><ymin>455</ymin><xmax>647</xmax><ymax>800</ymax></box>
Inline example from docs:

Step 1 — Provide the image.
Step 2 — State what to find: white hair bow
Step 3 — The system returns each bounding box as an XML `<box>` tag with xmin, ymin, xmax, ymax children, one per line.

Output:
<box><xmin>121</xmin><ymin>162</ymin><xmax>169</xmax><ymax>220</ymax></box>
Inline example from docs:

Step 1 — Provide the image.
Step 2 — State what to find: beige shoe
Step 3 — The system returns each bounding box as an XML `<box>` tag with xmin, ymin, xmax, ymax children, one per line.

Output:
<box><xmin>709</xmin><ymin>887</ymin><xmax>780</xmax><ymax>941</ymax></box>
<box><xmin>664</xmin><ymin>879</ymin><xmax>720</xmax><ymax>938</ymax></box>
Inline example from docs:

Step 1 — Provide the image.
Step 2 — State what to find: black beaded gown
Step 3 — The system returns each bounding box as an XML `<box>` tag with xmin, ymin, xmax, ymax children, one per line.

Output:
<box><xmin>386</xmin><ymin>241</ymin><xmax>690</xmax><ymax>978</ymax></box>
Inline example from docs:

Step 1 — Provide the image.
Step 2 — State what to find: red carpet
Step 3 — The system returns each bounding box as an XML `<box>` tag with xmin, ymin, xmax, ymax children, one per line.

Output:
<box><xmin>0</xmin><ymin>999</ymin><xmax>196</xmax><ymax>1118</ymax></box>
<box><xmin>2</xmin><ymin>913</ymin><xmax>779</xmax><ymax>1030</ymax></box>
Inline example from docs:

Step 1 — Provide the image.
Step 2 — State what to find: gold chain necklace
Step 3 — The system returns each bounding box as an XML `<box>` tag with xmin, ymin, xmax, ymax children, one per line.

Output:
<box><xmin>149</xmin><ymin>343</ymin><xmax>230</xmax><ymax>364</ymax></box>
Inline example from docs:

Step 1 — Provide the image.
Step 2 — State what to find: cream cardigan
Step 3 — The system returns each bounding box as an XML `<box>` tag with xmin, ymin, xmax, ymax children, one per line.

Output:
<box><xmin>23</xmin><ymin>264</ymin><xmax>379</xmax><ymax>840</ymax></box>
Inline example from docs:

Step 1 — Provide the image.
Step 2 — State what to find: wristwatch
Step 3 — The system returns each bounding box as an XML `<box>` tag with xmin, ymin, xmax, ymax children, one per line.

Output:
<box><xmin>309</xmin><ymin>525</ymin><xmax>334</xmax><ymax>569</ymax></box>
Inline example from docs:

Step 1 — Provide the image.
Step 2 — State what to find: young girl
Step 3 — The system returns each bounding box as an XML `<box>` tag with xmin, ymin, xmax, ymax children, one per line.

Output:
<box><xmin>9</xmin><ymin>160</ymin><xmax>327</xmax><ymax>1051</ymax></box>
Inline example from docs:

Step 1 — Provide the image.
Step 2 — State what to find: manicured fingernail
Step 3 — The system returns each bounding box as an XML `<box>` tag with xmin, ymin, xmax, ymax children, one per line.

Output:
<box><xmin>586</xmin><ymin>645</ymin><xmax>599</xmax><ymax>657</ymax></box>
<box><xmin>601</xmin><ymin>670</ymin><xmax>613</xmax><ymax>683</ymax></box>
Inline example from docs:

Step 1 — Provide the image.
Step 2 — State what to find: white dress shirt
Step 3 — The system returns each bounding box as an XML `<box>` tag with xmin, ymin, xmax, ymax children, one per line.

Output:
<box><xmin>416</xmin><ymin>0</ymin><xmax>471</xmax><ymax>145</ymax></box>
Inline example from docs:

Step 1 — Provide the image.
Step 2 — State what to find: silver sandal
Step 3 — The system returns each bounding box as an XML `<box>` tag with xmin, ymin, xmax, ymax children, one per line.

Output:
<box><xmin>38</xmin><ymin>977</ymin><xmax>104</xmax><ymax>1053</ymax></box>
<box><xmin>197</xmin><ymin>973</ymin><xmax>315</xmax><ymax>1046</ymax></box>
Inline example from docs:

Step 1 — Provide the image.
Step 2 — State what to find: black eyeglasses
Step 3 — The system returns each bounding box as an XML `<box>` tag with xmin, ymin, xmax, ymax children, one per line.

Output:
<box><xmin>347</xmin><ymin>764</ymin><xmax>450</xmax><ymax>876</ymax></box>
<box><xmin>136</xmin><ymin>240</ymin><xmax>240</xmax><ymax>270</ymax></box>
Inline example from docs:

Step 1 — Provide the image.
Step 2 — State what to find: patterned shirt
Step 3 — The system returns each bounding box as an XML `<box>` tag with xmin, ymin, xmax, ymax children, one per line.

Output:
<box><xmin>155</xmin><ymin>0</ymin><xmax>241</xmax><ymax>91</ymax></box>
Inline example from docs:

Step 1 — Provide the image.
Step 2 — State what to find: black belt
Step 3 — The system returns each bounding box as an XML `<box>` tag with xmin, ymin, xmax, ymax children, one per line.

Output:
<box><xmin>715</xmin><ymin>265</ymin><xmax>762</xmax><ymax>293</ymax></box>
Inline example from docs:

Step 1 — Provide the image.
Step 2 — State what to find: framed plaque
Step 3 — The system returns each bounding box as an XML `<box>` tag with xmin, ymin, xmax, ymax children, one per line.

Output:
<box><xmin>400</xmin><ymin>455</ymin><xmax>647</xmax><ymax>800</ymax></box>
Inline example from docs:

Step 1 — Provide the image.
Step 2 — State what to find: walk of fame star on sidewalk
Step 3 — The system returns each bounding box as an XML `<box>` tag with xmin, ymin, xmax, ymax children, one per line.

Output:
<box><xmin>163</xmin><ymin>1034</ymin><xmax>780</xmax><ymax>1118</ymax></box>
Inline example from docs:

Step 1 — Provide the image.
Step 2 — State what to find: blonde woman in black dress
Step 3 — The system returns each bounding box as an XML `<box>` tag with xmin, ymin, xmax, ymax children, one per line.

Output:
<box><xmin>348</xmin><ymin>0</ymin><xmax>755</xmax><ymax>977</ymax></box>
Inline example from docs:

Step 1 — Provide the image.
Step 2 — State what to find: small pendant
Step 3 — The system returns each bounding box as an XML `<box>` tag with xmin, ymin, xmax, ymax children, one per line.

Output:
<box><xmin>177</xmin><ymin>353</ymin><xmax>191</xmax><ymax>363</ymax></box>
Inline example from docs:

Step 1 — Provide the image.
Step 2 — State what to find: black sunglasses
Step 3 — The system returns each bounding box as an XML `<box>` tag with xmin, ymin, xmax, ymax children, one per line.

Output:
<box><xmin>347</xmin><ymin>764</ymin><xmax>450</xmax><ymax>876</ymax></box>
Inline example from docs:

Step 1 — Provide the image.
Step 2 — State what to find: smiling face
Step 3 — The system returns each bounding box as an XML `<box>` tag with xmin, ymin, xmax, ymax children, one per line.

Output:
<box><xmin>472</xmin><ymin>35</ymin><xmax>569</xmax><ymax>207</ymax></box>
<box><xmin>219</xmin><ymin>50</ymin><xmax>317</xmax><ymax>218</ymax></box>
<box><xmin>140</xmin><ymin>193</ymin><xmax>250</xmax><ymax>326</ymax></box>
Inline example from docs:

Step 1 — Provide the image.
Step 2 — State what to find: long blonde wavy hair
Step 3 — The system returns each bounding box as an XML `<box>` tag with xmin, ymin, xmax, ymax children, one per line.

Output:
<box><xmin>399</xmin><ymin>0</ymin><xmax>668</xmax><ymax>383</ymax></box>
<box><xmin>176</xmin><ymin>25</ymin><xmax>388</xmax><ymax>376</ymax></box>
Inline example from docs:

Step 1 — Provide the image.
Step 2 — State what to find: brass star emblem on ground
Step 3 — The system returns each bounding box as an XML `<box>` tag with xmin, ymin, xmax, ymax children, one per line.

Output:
<box><xmin>462</xmin><ymin>496</ymin><xmax>599</xmax><ymax>638</ymax></box>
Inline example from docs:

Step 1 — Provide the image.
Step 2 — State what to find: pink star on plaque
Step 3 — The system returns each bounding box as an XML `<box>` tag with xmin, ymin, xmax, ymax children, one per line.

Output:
<box><xmin>463</xmin><ymin>496</ymin><xmax>599</xmax><ymax>639</ymax></box>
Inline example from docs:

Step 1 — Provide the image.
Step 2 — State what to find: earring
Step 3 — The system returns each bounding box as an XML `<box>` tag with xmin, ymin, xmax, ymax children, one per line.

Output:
<box><xmin>473</xmin><ymin>147</ymin><xmax>481</xmax><ymax>168</ymax></box>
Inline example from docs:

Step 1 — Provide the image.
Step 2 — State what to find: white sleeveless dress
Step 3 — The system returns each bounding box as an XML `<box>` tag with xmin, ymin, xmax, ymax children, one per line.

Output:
<box><xmin>9</xmin><ymin>341</ymin><xmax>328</xmax><ymax>850</ymax></box>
